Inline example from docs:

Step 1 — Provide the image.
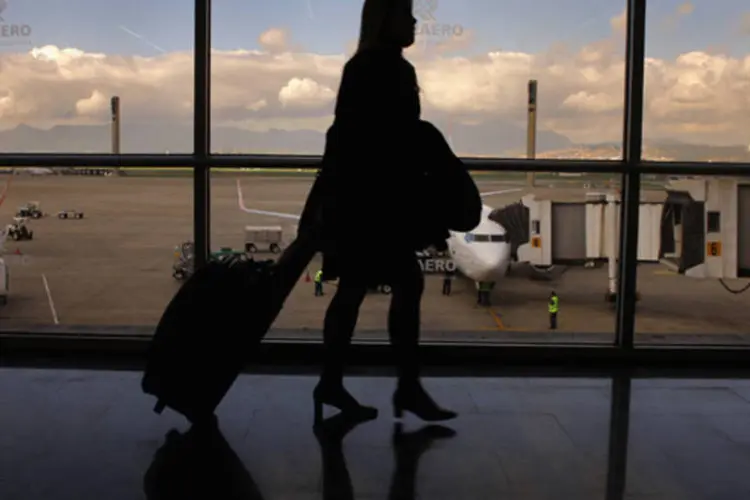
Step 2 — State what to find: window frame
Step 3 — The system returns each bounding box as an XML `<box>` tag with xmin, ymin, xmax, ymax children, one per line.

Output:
<box><xmin>1</xmin><ymin>0</ymin><xmax>750</xmax><ymax>369</ymax></box>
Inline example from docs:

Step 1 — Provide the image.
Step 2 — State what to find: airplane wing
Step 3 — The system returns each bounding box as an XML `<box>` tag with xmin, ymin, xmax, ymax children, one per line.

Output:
<box><xmin>237</xmin><ymin>180</ymin><xmax>521</xmax><ymax>219</ymax></box>
<box><xmin>236</xmin><ymin>179</ymin><xmax>301</xmax><ymax>220</ymax></box>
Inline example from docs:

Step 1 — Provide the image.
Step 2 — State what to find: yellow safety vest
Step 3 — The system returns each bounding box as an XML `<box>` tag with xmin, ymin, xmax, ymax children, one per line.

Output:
<box><xmin>314</xmin><ymin>271</ymin><xmax>323</xmax><ymax>283</ymax></box>
<box><xmin>549</xmin><ymin>296</ymin><xmax>559</xmax><ymax>313</ymax></box>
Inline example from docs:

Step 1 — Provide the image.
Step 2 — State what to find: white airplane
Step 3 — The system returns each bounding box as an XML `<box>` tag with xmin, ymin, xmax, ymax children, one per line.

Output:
<box><xmin>236</xmin><ymin>180</ymin><xmax>523</xmax><ymax>291</ymax></box>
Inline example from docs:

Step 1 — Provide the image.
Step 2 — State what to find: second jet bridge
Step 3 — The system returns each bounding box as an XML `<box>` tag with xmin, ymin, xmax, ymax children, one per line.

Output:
<box><xmin>659</xmin><ymin>177</ymin><xmax>750</xmax><ymax>280</ymax></box>
<box><xmin>489</xmin><ymin>202</ymin><xmax>530</xmax><ymax>262</ymax></box>
<box><xmin>659</xmin><ymin>190</ymin><xmax>705</xmax><ymax>274</ymax></box>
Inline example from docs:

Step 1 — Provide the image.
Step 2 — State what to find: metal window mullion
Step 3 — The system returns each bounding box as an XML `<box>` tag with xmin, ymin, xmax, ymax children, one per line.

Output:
<box><xmin>193</xmin><ymin>0</ymin><xmax>211</xmax><ymax>269</ymax></box>
<box><xmin>615</xmin><ymin>0</ymin><xmax>647</xmax><ymax>348</ymax></box>
<box><xmin>605</xmin><ymin>374</ymin><xmax>632</xmax><ymax>499</ymax></box>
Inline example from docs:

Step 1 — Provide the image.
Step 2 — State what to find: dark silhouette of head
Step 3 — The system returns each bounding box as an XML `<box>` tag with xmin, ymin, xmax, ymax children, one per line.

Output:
<box><xmin>358</xmin><ymin>0</ymin><xmax>417</xmax><ymax>51</ymax></box>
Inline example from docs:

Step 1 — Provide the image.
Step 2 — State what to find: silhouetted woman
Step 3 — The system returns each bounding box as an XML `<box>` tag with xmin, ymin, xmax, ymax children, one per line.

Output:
<box><xmin>312</xmin><ymin>0</ymin><xmax>458</xmax><ymax>424</ymax></box>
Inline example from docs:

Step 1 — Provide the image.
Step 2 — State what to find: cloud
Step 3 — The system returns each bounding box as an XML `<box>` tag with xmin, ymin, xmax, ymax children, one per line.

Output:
<box><xmin>75</xmin><ymin>90</ymin><xmax>109</xmax><ymax>117</ymax></box>
<box><xmin>0</xmin><ymin>14</ymin><xmax>749</xmax><ymax>145</ymax></box>
<box><xmin>258</xmin><ymin>28</ymin><xmax>288</xmax><ymax>52</ymax></box>
<box><xmin>278</xmin><ymin>77</ymin><xmax>335</xmax><ymax>108</ymax></box>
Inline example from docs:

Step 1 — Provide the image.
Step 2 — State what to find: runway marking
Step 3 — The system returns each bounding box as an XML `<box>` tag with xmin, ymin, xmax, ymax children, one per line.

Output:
<box><xmin>0</xmin><ymin>174</ymin><xmax>13</xmax><ymax>207</ymax></box>
<box><xmin>488</xmin><ymin>308</ymin><xmax>505</xmax><ymax>330</ymax></box>
<box><xmin>41</xmin><ymin>274</ymin><xmax>59</xmax><ymax>325</ymax></box>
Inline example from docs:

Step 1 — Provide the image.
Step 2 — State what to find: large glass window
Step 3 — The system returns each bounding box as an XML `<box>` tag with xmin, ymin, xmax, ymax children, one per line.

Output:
<box><xmin>210</xmin><ymin>169</ymin><xmax>618</xmax><ymax>342</ymax></box>
<box><xmin>0</xmin><ymin>1</ymin><xmax>194</xmax><ymax>329</ymax></box>
<box><xmin>634</xmin><ymin>174</ymin><xmax>750</xmax><ymax>345</ymax></box>
<box><xmin>2</xmin><ymin>0</ymin><xmax>749</xmax><ymax>356</ymax></box>
<box><xmin>0</xmin><ymin>171</ymin><xmax>191</xmax><ymax>328</ymax></box>
<box><xmin>0</xmin><ymin>1</ymin><xmax>194</xmax><ymax>153</ymax></box>
<box><xmin>210</xmin><ymin>0</ymin><xmax>628</xmax><ymax>158</ymax></box>
<box><xmin>643</xmin><ymin>1</ymin><xmax>750</xmax><ymax>162</ymax></box>
<box><xmin>632</xmin><ymin>0</ymin><xmax>750</xmax><ymax>345</ymax></box>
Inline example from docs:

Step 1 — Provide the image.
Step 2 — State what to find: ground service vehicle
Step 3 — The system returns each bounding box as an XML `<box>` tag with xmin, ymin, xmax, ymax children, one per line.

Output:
<box><xmin>211</xmin><ymin>247</ymin><xmax>246</xmax><ymax>260</ymax></box>
<box><xmin>244</xmin><ymin>225</ymin><xmax>283</xmax><ymax>253</ymax></box>
<box><xmin>172</xmin><ymin>243</ymin><xmax>248</xmax><ymax>281</ymax></box>
<box><xmin>6</xmin><ymin>218</ymin><xmax>33</xmax><ymax>241</ymax></box>
<box><xmin>16</xmin><ymin>202</ymin><xmax>43</xmax><ymax>219</ymax></box>
<box><xmin>58</xmin><ymin>209</ymin><xmax>84</xmax><ymax>219</ymax></box>
<box><xmin>172</xmin><ymin>241</ymin><xmax>195</xmax><ymax>281</ymax></box>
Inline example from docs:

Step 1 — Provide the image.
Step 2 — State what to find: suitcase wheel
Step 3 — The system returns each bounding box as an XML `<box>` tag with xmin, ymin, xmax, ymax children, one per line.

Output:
<box><xmin>154</xmin><ymin>400</ymin><xmax>166</xmax><ymax>414</ymax></box>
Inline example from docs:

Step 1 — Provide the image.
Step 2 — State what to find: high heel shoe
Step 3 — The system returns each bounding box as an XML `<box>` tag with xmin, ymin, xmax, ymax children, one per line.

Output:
<box><xmin>313</xmin><ymin>382</ymin><xmax>378</xmax><ymax>424</ymax></box>
<box><xmin>392</xmin><ymin>382</ymin><xmax>457</xmax><ymax>422</ymax></box>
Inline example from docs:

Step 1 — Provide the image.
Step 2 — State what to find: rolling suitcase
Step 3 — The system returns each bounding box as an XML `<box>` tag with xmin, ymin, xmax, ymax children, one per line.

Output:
<box><xmin>141</xmin><ymin>231</ymin><xmax>317</xmax><ymax>424</ymax></box>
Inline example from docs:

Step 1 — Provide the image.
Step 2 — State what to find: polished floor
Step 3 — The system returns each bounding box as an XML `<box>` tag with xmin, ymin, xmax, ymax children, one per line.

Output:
<box><xmin>2</xmin><ymin>368</ymin><xmax>750</xmax><ymax>499</ymax></box>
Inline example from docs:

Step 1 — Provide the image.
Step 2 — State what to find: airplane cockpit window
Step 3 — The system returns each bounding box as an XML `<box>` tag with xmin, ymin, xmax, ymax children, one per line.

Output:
<box><xmin>465</xmin><ymin>233</ymin><xmax>506</xmax><ymax>243</ymax></box>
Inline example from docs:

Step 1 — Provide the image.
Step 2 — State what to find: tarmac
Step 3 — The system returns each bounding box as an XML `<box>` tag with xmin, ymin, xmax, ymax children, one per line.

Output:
<box><xmin>1</xmin><ymin>174</ymin><xmax>750</xmax><ymax>344</ymax></box>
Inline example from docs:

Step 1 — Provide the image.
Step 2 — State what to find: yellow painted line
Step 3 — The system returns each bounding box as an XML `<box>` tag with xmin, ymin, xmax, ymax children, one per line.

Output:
<box><xmin>487</xmin><ymin>308</ymin><xmax>505</xmax><ymax>330</ymax></box>
<box><xmin>653</xmin><ymin>269</ymin><xmax>676</xmax><ymax>276</ymax></box>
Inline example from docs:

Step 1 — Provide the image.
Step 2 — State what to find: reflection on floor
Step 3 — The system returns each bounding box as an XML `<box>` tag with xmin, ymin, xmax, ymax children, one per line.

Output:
<box><xmin>2</xmin><ymin>368</ymin><xmax>750</xmax><ymax>499</ymax></box>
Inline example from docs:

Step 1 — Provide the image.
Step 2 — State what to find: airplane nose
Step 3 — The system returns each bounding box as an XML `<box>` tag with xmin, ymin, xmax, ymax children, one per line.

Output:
<box><xmin>475</xmin><ymin>243</ymin><xmax>511</xmax><ymax>281</ymax></box>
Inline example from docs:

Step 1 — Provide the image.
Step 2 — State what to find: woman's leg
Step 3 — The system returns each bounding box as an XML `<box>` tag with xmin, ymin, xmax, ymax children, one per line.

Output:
<box><xmin>388</xmin><ymin>256</ymin><xmax>457</xmax><ymax>422</ymax></box>
<box><xmin>321</xmin><ymin>277</ymin><xmax>367</xmax><ymax>385</ymax></box>
<box><xmin>387</xmin><ymin>257</ymin><xmax>424</xmax><ymax>384</ymax></box>
<box><xmin>314</xmin><ymin>275</ymin><xmax>377</xmax><ymax>422</ymax></box>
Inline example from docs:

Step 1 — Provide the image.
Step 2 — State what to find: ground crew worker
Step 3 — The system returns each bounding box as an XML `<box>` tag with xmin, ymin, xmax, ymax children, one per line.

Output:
<box><xmin>476</xmin><ymin>281</ymin><xmax>492</xmax><ymax>306</ymax></box>
<box><xmin>548</xmin><ymin>291</ymin><xmax>559</xmax><ymax>329</ymax></box>
<box><xmin>442</xmin><ymin>269</ymin><xmax>454</xmax><ymax>296</ymax></box>
<box><xmin>314</xmin><ymin>269</ymin><xmax>324</xmax><ymax>296</ymax></box>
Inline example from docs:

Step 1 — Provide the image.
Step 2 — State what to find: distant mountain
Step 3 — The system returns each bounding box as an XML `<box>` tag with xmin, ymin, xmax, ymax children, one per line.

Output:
<box><xmin>565</xmin><ymin>140</ymin><xmax>750</xmax><ymax>162</ymax></box>
<box><xmin>0</xmin><ymin>123</ymin><xmax>324</xmax><ymax>155</ymax></box>
<box><xmin>0</xmin><ymin>120</ymin><xmax>572</xmax><ymax>156</ymax></box>
<box><xmin>1</xmin><ymin>122</ymin><xmax>745</xmax><ymax>162</ymax></box>
<box><xmin>430</xmin><ymin>118</ymin><xmax>572</xmax><ymax>156</ymax></box>
<box><xmin>642</xmin><ymin>142</ymin><xmax>750</xmax><ymax>162</ymax></box>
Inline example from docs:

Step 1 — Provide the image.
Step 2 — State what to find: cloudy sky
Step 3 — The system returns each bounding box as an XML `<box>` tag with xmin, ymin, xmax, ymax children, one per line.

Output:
<box><xmin>0</xmin><ymin>0</ymin><xmax>749</xmax><ymax>149</ymax></box>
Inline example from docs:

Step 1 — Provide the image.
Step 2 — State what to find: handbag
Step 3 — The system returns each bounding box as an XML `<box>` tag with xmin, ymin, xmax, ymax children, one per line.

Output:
<box><xmin>419</xmin><ymin>120</ymin><xmax>482</xmax><ymax>233</ymax></box>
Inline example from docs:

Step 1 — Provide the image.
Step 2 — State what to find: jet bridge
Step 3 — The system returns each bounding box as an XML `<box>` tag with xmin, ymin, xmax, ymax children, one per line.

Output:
<box><xmin>495</xmin><ymin>192</ymin><xmax>663</xmax><ymax>268</ymax></box>
<box><xmin>489</xmin><ymin>201</ymin><xmax>529</xmax><ymax>262</ymax></box>
<box><xmin>660</xmin><ymin>177</ymin><xmax>750</xmax><ymax>280</ymax></box>
<box><xmin>491</xmin><ymin>190</ymin><xmax>664</xmax><ymax>301</ymax></box>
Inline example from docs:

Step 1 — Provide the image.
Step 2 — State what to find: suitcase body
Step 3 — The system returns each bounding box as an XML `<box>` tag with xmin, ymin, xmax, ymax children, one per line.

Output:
<box><xmin>142</xmin><ymin>233</ymin><xmax>317</xmax><ymax>423</ymax></box>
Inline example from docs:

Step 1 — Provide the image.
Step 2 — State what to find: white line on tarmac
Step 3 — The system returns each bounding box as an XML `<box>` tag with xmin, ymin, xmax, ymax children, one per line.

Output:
<box><xmin>41</xmin><ymin>274</ymin><xmax>59</xmax><ymax>325</ymax></box>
